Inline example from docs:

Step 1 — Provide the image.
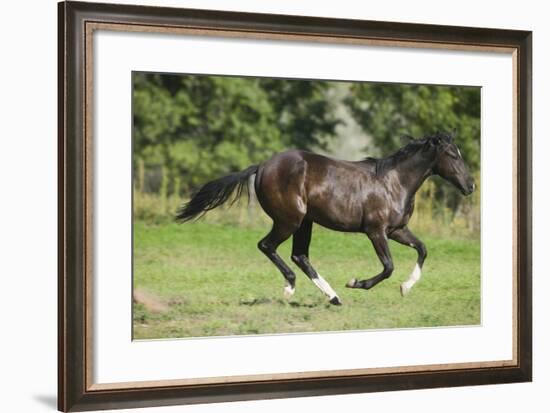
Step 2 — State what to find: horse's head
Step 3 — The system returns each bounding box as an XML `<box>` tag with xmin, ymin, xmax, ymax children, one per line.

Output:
<box><xmin>430</xmin><ymin>131</ymin><xmax>475</xmax><ymax>196</ymax></box>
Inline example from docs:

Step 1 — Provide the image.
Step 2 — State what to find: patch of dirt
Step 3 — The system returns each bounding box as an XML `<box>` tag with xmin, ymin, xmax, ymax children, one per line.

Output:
<box><xmin>133</xmin><ymin>288</ymin><xmax>169</xmax><ymax>313</ymax></box>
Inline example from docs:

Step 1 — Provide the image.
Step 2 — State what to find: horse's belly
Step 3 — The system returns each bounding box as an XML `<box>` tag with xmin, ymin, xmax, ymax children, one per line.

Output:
<box><xmin>306</xmin><ymin>200</ymin><xmax>364</xmax><ymax>232</ymax></box>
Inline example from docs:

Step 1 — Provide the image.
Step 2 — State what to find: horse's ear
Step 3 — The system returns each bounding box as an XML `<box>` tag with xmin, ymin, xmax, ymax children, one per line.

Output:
<box><xmin>430</xmin><ymin>133</ymin><xmax>442</xmax><ymax>146</ymax></box>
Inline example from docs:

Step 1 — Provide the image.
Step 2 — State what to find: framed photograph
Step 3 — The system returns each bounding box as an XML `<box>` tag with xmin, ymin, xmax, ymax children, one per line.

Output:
<box><xmin>58</xmin><ymin>1</ymin><xmax>532</xmax><ymax>411</ymax></box>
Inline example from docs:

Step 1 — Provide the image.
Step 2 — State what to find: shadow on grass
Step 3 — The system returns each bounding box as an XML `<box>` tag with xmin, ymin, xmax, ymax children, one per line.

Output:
<box><xmin>239</xmin><ymin>297</ymin><xmax>273</xmax><ymax>306</ymax></box>
<box><xmin>239</xmin><ymin>297</ymin><xmax>321</xmax><ymax>308</ymax></box>
<box><xmin>288</xmin><ymin>301</ymin><xmax>320</xmax><ymax>308</ymax></box>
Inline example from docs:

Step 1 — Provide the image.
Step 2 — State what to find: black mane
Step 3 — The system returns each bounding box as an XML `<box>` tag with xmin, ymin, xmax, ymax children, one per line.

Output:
<box><xmin>362</xmin><ymin>131</ymin><xmax>453</xmax><ymax>175</ymax></box>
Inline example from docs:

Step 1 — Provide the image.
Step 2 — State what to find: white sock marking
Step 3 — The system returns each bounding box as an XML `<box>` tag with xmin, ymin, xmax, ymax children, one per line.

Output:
<box><xmin>401</xmin><ymin>263</ymin><xmax>422</xmax><ymax>295</ymax></box>
<box><xmin>311</xmin><ymin>273</ymin><xmax>338</xmax><ymax>300</ymax></box>
<box><xmin>283</xmin><ymin>283</ymin><xmax>295</xmax><ymax>297</ymax></box>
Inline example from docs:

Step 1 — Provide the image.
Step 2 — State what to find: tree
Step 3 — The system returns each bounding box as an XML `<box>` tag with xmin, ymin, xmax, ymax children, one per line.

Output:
<box><xmin>344</xmin><ymin>83</ymin><xmax>480</xmax><ymax>170</ymax></box>
<box><xmin>133</xmin><ymin>73</ymin><xmax>340</xmax><ymax>194</ymax></box>
<box><xmin>258</xmin><ymin>78</ymin><xmax>340</xmax><ymax>150</ymax></box>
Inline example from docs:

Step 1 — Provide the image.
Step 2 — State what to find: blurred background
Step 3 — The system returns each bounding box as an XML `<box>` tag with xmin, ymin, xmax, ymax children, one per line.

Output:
<box><xmin>132</xmin><ymin>73</ymin><xmax>480</xmax><ymax>237</ymax></box>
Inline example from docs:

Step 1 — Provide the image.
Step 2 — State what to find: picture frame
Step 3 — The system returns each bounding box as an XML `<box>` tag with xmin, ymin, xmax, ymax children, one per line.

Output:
<box><xmin>58</xmin><ymin>1</ymin><xmax>532</xmax><ymax>411</ymax></box>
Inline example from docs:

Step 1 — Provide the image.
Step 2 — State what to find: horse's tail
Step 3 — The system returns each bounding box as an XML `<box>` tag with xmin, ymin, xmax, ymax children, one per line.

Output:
<box><xmin>175</xmin><ymin>165</ymin><xmax>259</xmax><ymax>223</ymax></box>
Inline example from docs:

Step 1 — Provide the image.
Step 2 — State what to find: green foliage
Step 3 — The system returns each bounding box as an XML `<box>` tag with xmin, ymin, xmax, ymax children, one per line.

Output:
<box><xmin>344</xmin><ymin>83</ymin><xmax>480</xmax><ymax>168</ymax></box>
<box><xmin>133</xmin><ymin>73</ymin><xmax>339</xmax><ymax>194</ymax></box>
<box><xmin>258</xmin><ymin>78</ymin><xmax>340</xmax><ymax>149</ymax></box>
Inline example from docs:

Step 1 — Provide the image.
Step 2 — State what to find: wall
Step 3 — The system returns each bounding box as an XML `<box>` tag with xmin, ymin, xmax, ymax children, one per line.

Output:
<box><xmin>0</xmin><ymin>0</ymin><xmax>545</xmax><ymax>412</ymax></box>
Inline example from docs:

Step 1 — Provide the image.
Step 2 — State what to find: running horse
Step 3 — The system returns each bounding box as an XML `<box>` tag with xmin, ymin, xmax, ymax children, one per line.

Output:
<box><xmin>176</xmin><ymin>131</ymin><xmax>475</xmax><ymax>305</ymax></box>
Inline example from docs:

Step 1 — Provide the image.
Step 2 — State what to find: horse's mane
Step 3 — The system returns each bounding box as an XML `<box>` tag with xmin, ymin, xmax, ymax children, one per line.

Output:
<box><xmin>362</xmin><ymin>131</ymin><xmax>453</xmax><ymax>175</ymax></box>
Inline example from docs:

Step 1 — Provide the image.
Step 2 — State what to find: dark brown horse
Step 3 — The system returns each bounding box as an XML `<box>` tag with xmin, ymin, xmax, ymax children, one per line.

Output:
<box><xmin>176</xmin><ymin>131</ymin><xmax>475</xmax><ymax>305</ymax></box>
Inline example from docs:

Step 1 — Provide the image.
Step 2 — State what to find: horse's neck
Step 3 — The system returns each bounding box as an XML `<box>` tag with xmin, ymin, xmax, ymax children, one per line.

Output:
<box><xmin>395</xmin><ymin>153</ymin><xmax>434</xmax><ymax>198</ymax></box>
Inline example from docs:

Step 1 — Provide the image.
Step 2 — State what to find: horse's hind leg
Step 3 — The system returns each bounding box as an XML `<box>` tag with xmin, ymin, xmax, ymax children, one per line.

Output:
<box><xmin>258</xmin><ymin>224</ymin><xmax>298</xmax><ymax>298</ymax></box>
<box><xmin>291</xmin><ymin>220</ymin><xmax>342</xmax><ymax>305</ymax></box>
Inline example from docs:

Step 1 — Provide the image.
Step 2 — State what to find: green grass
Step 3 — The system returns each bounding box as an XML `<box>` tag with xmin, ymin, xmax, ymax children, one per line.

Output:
<box><xmin>133</xmin><ymin>221</ymin><xmax>480</xmax><ymax>339</ymax></box>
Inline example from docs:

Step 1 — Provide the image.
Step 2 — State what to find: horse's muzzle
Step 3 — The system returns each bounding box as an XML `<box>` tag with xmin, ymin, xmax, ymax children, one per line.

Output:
<box><xmin>462</xmin><ymin>181</ymin><xmax>475</xmax><ymax>196</ymax></box>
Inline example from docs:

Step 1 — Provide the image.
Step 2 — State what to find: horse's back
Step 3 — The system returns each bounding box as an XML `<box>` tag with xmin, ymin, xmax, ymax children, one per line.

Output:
<box><xmin>255</xmin><ymin>150</ymin><xmax>370</xmax><ymax>231</ymax></box>
<box><xmin>255</xmin><ymin>150</ymin><xmax>345</xmax><ymax>194</ymax></box>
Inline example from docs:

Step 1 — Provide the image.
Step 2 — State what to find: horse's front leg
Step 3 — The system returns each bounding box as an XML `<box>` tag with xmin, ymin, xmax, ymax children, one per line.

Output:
<box><xmin>346</xmin><ymin>230</ymin><xmax>394</xmax><ymax>290</ymax></box>
<box><xmin>388</xmin><ymin>226</ymin><xmax>427</xmax><ymax>296</ymax></box>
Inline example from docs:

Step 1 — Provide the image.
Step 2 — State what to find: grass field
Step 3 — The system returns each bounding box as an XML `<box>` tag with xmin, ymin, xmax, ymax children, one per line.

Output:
<box><xmin>133</xmin><ymin>220</ymin><xmax>480</xmax><ymax>340</ymax></box>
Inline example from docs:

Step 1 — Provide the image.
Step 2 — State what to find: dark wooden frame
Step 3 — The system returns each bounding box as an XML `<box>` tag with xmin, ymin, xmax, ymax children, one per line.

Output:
<box><xmin>58</xmin><ymin>1</ymin><xmax>532</xmax><ymax>411</ymax></box>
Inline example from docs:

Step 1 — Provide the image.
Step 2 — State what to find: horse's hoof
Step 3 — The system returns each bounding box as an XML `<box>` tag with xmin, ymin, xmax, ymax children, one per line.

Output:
<box><xmin>329</xmin><ymin>296</ymin><xmax>342</xmax><ymax>306</ymax></box>
<box><xmin>283</xmin><ymin>284</ymin><xmax>295</xmax><ymax>298</ymax></box>
<box><xmin>400</xmin><ymin>283</ymin><xmax>411</xmax><ymax>297</ymax></box>
<box><xmin>345</xmin><ymin>278</ymin><xmax>357</xmax><ymax>288</ymax></box>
